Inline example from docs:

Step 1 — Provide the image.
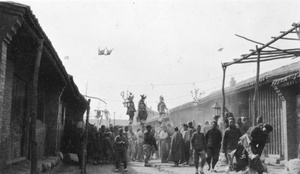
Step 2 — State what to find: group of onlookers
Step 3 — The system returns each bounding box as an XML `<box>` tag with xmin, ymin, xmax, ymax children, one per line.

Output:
<box><xmin>152</xmin><ymin>113</ymin><xmax>272</xmax><ymax>174</ymax></box>
<box><xmin>65</xmin><ymin>113</ymin><xmax>272</xmax><ymax>174</ymax></box>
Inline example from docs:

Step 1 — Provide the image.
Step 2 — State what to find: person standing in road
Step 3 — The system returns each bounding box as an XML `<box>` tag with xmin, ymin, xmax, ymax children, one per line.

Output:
<box><xmin>188</xmin><ymin>121</ymin><xmax>196</xmax><ymax>166</ymax></box>
<box><xmin>137</xmin><ymin>126</ymin><xmax>145</xmax><ymax>162</ymax></box>
<box><xmin>159</xmin><ymin>125</ymin><xmax>169</xmax><ymax>163</ymax></box>
<box><xmin>143</xmin><ymin>125</ymin><xmax>158</xmax><ymax>167</ymax></box>
<box><xmin>181</xmin><ymin>124</ymin><xmax>190</xmax><ymax>165</ymax></box>
<box><xmin>127</xmin><ymin>125</ymin><xmax>137</xmax><ymax>161</ymax></box>
<box><xmin>114</xmin><ymin>128</ymin><xmax>128</xmax><ymax>172</ymax></box>
<box><xmin>190</xmin><ymin>125</ymin><xmax>206</xmax><ymax>174</ymax></box>
<box><xmin>205</xmin><ymin>121</ymin><xmax>222</xmax><ymax>172</ymax></box>
<box><xmin>168</xmin><ymin>127</ymin><xmax>183</xmax><ymax>167</ymax></box>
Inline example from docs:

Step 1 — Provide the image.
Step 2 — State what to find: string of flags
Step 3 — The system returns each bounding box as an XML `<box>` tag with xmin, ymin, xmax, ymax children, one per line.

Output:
<box><xmin>98</xmin><ymin>47</ymin><xmax>114</xmax><ymax>56</ymax></box>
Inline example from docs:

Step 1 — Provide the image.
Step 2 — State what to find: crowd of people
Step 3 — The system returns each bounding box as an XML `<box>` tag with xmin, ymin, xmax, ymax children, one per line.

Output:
<box><xmin>63</xmin><ymin>113</ymin><xmax>273</xmax><ymax>174</ymax></box>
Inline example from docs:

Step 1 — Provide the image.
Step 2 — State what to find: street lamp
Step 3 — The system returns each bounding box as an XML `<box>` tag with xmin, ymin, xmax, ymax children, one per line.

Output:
<box><xmin>212</xmin><ymin>102</ymin><xmax>221</xmax><ymax>121</ymax></box>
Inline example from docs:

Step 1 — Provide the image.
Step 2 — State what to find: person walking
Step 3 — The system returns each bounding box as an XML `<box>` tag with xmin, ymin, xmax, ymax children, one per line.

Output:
<box><xmin>127</xmin><ymin>125</ymin><xmax>137</xmax><ymax>161</ymax></box>
<box><xmin>159</xmin><ymin>125</ymin><xmax>169</xmax><ymax>163</ymax></box>
<box><xmin>205</xmin><ymin>121</ymin><xmax>222</xmax><ymax>172</ymax></box>
<box><xmin>230</xmin><ymin>123</ymin><xmax>273</xmax><ymax>174</ymax></box>
<box><xmin>188</xmin><ymin>121</ymin><xmax>196</xmax><ymax>166</ymax></box>
<box><xmin>182</xmin><ymin>124</ymin><xmax>190</xmax><ymax>165</ymax></box>
<box><xmin>190</xmin><ymin>125</ymin><xmax>206</xmax><ymax>174</ymax></box>
<box><xmin>222</xmin><ymin>118</ymin><xmax>242</xmax><ymax>171</ymax></box>
<box><xmin>137</xmin><ymin>126</ymin><xmax>145</xmax><ymax>162</ymax></box>
<box><xmin>114</xmin><ymin>128</ymin><xmax>128</xmax><ymax>172</ymax></box>
<box><xmin>143</xmin><ymin>125</ymin><xmax>158</xmax><ymax>167</ymax></box>
<box><xmin>168</xmin><ymin>127</ymin><xmax>183</xmax><ymax>167</ymax></box>
<box><xmin>248</xmin><ymin>123</ymin><xmax>273</xmax><ymax>174</ymax></box>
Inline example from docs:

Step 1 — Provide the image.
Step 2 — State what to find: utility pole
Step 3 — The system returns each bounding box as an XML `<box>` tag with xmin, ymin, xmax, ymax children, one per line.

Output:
<box><xmin>81</xmin><ymin>99</ymin><xmax>91</xmax><ymax>174</ymax></box>
<box><xmin>114</xmin><ymin>112</ymin><xmax>116</xmax><ymax>126</ymax></box>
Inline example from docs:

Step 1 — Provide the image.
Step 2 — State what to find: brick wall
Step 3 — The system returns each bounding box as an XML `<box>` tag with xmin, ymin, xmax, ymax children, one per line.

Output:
<box><xmin>36</xmin><ymin>120</ymin><xmax>46</xmax><ymax>159</ymax></box>
<box><xmin>0</xmin><ymin>40</ymin><xmax>8</xmax><ymax>170</ymax></box>
<box><xmin>2</xmin><ymin>58</ymin><xmax>13</xmax><ymax>153</ymax></box>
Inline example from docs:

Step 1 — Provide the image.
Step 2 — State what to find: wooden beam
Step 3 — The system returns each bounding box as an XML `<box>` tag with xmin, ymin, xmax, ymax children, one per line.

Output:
<box><xmin>81</xmin><ymin>99</ymin><xmax>91</xmax><ymax>174</ymax></box>
<box><xmin>272</xmin><ymin>37</ymin><xmax>299</xmax><ymax>41</ymax></box>
<box><xmin>234</xmin><ymin>55</ymin><xmax>296</xmax><ymax>64</ymax></box>
<box><xmin>253</xmin><ymin>46</ymin><xmax>261</xmax><ymax>125</ymax></box>
<box><xmin>235</xmin><ymin>34</ymin><xmax>288</xmax><ymax>55</ymax></box>
<box><xmin>30</xmin><ymin>39</ymin><xmax>44</xmax><ymax>174</ymax></box>
<box><xmin>280</xmin><ymin>31</ymin><xmax>297</xmax><ymax>34</ymax></box>
<box><xmin>260</xmin><ymin>48</ymin><xmax>300</xmax><ymax>53</ymax></box>
<box><xmin>240</xmin><ymin>54</ymin><xmax>297</xmax><ymax>60</ymax></box>
<box><xmin>222</xmin><ymin>24</ymin><xmax>300</xmax><ymax>67</ymax></box>
<box><xmin>221</xmin><ymin>64</ymin><xmax>226</xmax><ymax>124</ymax></box>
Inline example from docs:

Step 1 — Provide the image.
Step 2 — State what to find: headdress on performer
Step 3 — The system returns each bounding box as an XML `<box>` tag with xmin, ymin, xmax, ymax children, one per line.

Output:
<box><xmin>159</xmin><ymin>95</ymin><xmax>164</xmax><ymax>101</ymax></box>
<box><xmin>128</xmin><ymin>92</ymin><xmax>134</xmax><ymax>101</ymax></box>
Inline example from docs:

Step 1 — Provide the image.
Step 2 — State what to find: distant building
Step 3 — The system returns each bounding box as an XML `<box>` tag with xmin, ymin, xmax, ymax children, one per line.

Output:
<box><xmin>169</xmin><ymin>60</ymin><xmax>300</xmax><ymax>161</ymax></box>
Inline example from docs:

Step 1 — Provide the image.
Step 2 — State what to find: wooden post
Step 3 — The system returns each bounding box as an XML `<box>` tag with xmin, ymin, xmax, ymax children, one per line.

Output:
<box><xmin>221</xmin><ymin>64</ymin><xmax>227</xmax><ymax>123</ymax></box>
<box><xmin>81</xmin><ymin>99</ymin><xmax>91</xmax><ymax>174</ymax></box>
<box><xmin>30</xmin><ymin>39</ymin><xmax>44</xmax><ymax>174</ymax></box>
<box><xmin>253</xmin><ymin>45</ymin><xmax>261</xmax><ymax>125</ymax></box>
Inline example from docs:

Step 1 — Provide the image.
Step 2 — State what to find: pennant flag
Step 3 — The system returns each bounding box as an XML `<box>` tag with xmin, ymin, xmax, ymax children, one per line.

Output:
<box><xmin>218</xmin><ymin>48</ymin><xmax>224</xmax><ymax>52</ymax></box>
<box><xmin>98</xmin><ymin>47</ymin><xmax>105</xmax><ymax>55</ymax></box>
<box><xmin>98</xmin><ymin>47</ymin><xmax>113</xmax><ymax>56</ymax></box>
<box><xmin>105</xmin><ymin>47</ymin><xmax>113</xmax><ymax>55</ymax></box>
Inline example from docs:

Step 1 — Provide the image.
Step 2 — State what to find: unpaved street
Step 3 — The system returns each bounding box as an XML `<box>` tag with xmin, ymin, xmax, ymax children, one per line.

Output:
<box><xmin>48</xmin><ymin>159</ymin><xmax>285</xmax><ymax>174</ymax></box>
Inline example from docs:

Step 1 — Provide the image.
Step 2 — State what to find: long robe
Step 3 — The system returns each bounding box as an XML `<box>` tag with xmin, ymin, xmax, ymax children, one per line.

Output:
<box><xmin>168</xmin><ymin>131</ymin><xmax>183</xmax><ymax>162</ymax></box>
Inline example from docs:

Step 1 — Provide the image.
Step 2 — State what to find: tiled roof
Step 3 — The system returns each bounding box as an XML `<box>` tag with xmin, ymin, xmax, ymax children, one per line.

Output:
<box><xmin>170</xmin><ymin>60</ymin><xmax>300</xmax><ymax>110</ymax></box>
<box><xmin>272</xmin><ymin>72</ymin><xmax>300</xmax><ymax>87</ymax></box>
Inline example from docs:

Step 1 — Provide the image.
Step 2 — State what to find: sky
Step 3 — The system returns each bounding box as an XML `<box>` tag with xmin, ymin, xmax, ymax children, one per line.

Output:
<box><xmin>14</xmin><ymin>0</ymin><xmax>300</xmax><ymax>120</ymax></box>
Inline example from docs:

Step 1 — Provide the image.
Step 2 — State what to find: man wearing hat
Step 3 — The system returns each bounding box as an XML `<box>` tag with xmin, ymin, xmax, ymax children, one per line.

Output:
<box><xmin>205</xmin><ymin>121</ymin><xmax>222</xmax><ymax>172</ymax></box>
<box><xmin>143</xmin><ymin>125</ymin><xmax>158</xmax><ymax>167</ymax></box>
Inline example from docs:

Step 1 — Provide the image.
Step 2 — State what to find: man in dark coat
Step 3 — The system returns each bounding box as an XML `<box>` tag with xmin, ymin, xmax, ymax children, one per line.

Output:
<box><xmin>188</xmin><ymin>121</ymin><xmax>196</xmax><ymax>166</ymax></box>
<box><xmin>222</xmin><ymin>118</ymin><xmax>242</xmax><ymax>170</ymax></box>
<box><xmin>205</xmin><ymin>121</ymin><xmax>222</xmax><ymax>172</ymax></box>
<box><xmin>181</xmin><ymin>124</ymin><xmax>190</xmax><ymax>165</ymax></box>
<box><xmin>168</xmin><ymin>127</ymin><xmax>183</xmax><ymax>167</ymax></box>
<box><xmin>114</xmin><ymin>128</ymin><xmax>128</xmax><ymax>172</ymax></box>
<box><xmin>248</xmin><ymin>123</ymin><xmax>273</xmax><ymax>174</ymax></box>
<box><xmin>143</xmin><ymin>125</ymin><xmax>158</xmax><ymax>167</ymax></box>
<box><xmin>191</xmin><ymin>125</ymin><xmax>206</xmax><ymax>174</ymax></box>
<box><xmin>232</xmin><ymin>123</ymin><xmax>273</xmax><ymax>174</ymax></box>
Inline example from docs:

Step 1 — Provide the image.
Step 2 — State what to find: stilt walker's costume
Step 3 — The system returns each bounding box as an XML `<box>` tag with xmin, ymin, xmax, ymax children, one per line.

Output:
<box><xmin>157</xmin><ymin>95</ymin><xmax>168</xmax><ymax>124</ymax></box>
<box><xmin>137</xmin><ymin>95</ymin><xmax>148</xmax><ymax>125</ymax></box>
<box><xmin>126</xmin><ymin>94</ymin><xmax>136</xmax><ymax>124</ymax></box>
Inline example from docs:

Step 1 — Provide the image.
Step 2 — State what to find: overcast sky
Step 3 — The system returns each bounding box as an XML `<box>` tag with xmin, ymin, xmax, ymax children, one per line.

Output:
<box><xmin>16</xmin><ymin>0</ymin><xmax>300</xmax><ymax>120</ymax></box>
